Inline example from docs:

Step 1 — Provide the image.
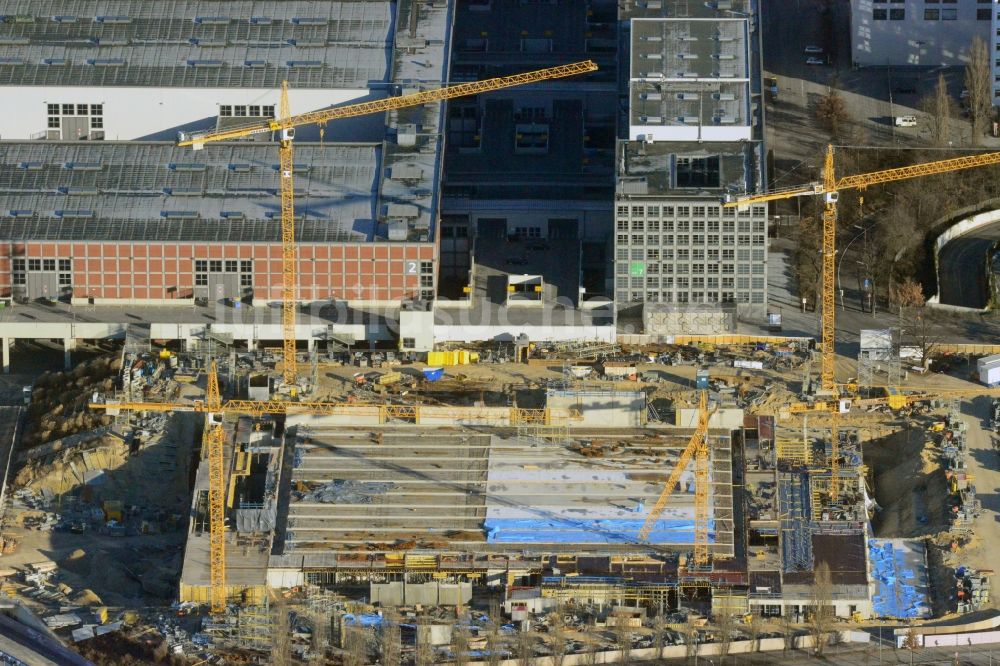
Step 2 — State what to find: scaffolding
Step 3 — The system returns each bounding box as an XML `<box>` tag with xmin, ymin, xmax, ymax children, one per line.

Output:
<box><xmin>858</xmin><ymin>328</ymin><xmax>901</xmax><ymax>390</ymax></box>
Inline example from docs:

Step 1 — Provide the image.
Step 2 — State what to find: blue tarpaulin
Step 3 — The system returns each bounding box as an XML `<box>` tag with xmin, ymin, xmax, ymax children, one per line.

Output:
<box><xmin>869</xmin><ymin>539</ymin><xmax>930</xmax><ymax>620</ymax></box>
<box><xmin>484</xmin><ymin>518</ymin><xmax>714</xmax><ymax>544</ymax></box>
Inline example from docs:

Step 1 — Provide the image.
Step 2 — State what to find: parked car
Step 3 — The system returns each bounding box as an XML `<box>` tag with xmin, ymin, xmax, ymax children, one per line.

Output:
<box><xmin>804</xmin><ymin>45</ymin><xmax>824</xmax><ymax>54</ymax></box>
<box><xmin>805</xmin><ymin>56</ymin><xmax>825</xmax><ymax>66</ymax></box>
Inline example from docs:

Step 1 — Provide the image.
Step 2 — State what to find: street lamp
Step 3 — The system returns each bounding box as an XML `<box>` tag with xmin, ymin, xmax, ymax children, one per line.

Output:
<box><xmin>837</xmin><ymin>223</ymin><xmax>872</xmax><ymax>311</ymax></box>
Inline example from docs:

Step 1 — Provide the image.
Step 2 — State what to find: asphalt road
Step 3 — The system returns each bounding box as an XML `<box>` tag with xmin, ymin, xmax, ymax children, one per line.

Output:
<box><xmin>938</xmin><ymin>227</ymin><xmax>1000</xmax><ymax>309</ymax></box>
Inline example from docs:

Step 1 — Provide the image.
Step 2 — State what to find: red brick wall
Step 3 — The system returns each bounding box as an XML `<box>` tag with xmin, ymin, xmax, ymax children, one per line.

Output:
<box><xmin>5</xmin><ymin>241</ymin><xmax>436</xmax><ymax>302</ymax></box>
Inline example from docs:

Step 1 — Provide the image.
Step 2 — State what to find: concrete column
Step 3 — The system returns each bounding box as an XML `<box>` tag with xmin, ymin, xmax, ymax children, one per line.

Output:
<box><xmin>1</xmin><ymin>338</ymin><xmax>9</xmax><ymax>374</ymax></box>
<box><xmin>306</xmin><ymin>337</ymin><xmax>315</xmax><ymax>352</ymax></box>
<box><xmin>63</xmin><ymin>338</ymin><xmax>77</xmax><ymax>370</ymax></box>
<box><xmin>247</xmin><ymin>335</ymin><xmax>255</xmax><ymax>352</ymax></box>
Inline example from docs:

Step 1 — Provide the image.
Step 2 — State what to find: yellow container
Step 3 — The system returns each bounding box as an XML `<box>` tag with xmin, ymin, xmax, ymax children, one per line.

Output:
<box><xmin>427</xmin><ymin>351</ymin><xmax>445</xmax><ymax>366</ymax></box>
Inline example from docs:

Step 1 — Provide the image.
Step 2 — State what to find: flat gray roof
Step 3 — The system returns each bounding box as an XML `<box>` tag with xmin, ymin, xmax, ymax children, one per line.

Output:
<box><xmin>620</xmin><ymin>0</ymin><xmax>751</xmax><ymax>21</ymax></box>
<box><xmin>0</xmin><ymin>0</ymin><xmax>392</xmax><ymax>88</ymax></box>
<box><xmin>616</xmin><ymin>140</ymin><xmax>756</xmax><ymax>197</ymax></box>
<box><xmin>630</xmin><ymin>18</ymin><xmax>748</xmax><ymax>81</ymax></box>
<box><xmin>0</xmin><ymin>141</ymin><xmax>379</xmax><ymax>242</ymax></box>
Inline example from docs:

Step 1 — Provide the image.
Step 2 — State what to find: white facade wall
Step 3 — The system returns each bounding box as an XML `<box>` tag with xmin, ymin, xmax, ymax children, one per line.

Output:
<box><xmin>629</xmin><ymin>124</ymin><xmax>752</xmax><ymax>142</ymax></box>
<box><xmin>851</xmin><ymin>0</ymin><xmax>991</xmax><ymax>67</ymax></box>
<box><xmin>0</xmin><ymin>86</ymin><xmax>366</xmax><ymax>141</ymax></box>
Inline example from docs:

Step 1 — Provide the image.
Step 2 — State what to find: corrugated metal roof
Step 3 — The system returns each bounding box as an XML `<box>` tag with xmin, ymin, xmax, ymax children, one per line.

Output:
<box><xmin>0</xmin><ymin>0</ymin><xmax>392</xmax><ymax>88</ymax></box>
<box><xmin>0</xmin><ymin>141</ymin><xmax>378</xmax><ymax>241</ymax></box>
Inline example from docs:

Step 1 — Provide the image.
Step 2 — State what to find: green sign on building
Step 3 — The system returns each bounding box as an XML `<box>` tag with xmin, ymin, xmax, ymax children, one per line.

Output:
<box><xmin>629</xmin><ymin>261</ymin><xmax>646</xmax><ymax>277</ymax></box>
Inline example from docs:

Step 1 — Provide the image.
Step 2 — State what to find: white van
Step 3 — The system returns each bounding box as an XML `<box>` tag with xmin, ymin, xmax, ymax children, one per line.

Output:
<box><xmin>894</xmin><ymin>115</ymin><xmax>917</xmax><ymax>127</ymax></box>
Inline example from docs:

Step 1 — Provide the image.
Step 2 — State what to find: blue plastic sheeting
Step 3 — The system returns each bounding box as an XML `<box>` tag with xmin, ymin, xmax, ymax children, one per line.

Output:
<box><xmin>422</xmin><ymin>367</ymin><xmax>444</xmax><ymax>381</ymax></box>
<box><xmin>484</xmin><ymin>518</ymin><xmax>714</xmax><ymax>544</ymax></box>
<box><xmin>343</xmin><ymin>613</ymin><xmax>383</xmax><ymax>627</ymax></box>
<box><xmin>869</xmin><ymin>539</ymin><xmax>931</xmax><ymax>620</ymax></box>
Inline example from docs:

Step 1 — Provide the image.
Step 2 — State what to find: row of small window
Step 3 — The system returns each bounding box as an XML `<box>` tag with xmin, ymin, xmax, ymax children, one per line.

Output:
<box><xmin>219</xmin><ymin>105</ymin><xmax>276</xmax><ymax>118</ymax></box>
<box><xmin>195</xmin><ymin>260</ymin><xmax>253</xmax><ymax>273</ymax></box>
<box><xmin>615</xmin><ymin>205</ymin><xmax>765</xmax><ymax>217</ymax></box>
<box><xmin>616</xmin><ymin>220</ymin><xmax>765</xmax><ymax>233</ymax></box>
<box><xmin>46</xmin><ymin>104</ymin><xmax>103</xmax><ymax>117</ymax></box>
<box><xmin>12</xmin><ymin>259</ymin><xmax>71</xmax><ymax>272</ymax></box>
<box><xmin>48</xmin><ymin>116</ymin><xmax>102</xmax><ymax>129</ymax></box>
<box><xmin>618</xmin><ymin>248</ymin><xmax>766</xmax><ymax>261</ymax></box>
<box><xmin>616</xmin><ymin>263</ymin><xmax>764</xmax><ymax>275</ymax></box>
<box><xmin>11</xmin><ymin>273</ymin><xmax>71</xmax><ymax>286</ymax></box>
<box><xmin>619</xmin><ymin>291</ymin><xmax>765</xmax><ymax>304</ymax></box>
<box><xmin>620</xmin><ymin>276</ymin><xmax>765</xmax><ymax>289</ymax></box>
<box><xmin>617</xmin><ymin>234</ymin><xmax>766</xmax><ymax>246</ymax></box>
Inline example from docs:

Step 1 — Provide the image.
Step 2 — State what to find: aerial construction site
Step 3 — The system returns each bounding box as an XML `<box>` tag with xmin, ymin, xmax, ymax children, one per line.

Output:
<box><xmin>4</xmin><ymin>0</ymin><xmax>1000</xmax><ymax>664</ymax></box>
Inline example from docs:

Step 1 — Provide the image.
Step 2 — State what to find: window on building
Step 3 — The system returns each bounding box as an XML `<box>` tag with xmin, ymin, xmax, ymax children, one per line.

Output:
<box><xmin>889</xmin><ymin>8</ymin><xmax>905</xmax><ymax>19</ymax></box>
<box><xmin>632</xmin><ymin>220</ymin><xmax>644</xmax><ymax>231</ymax></box>
<box><xmin>663</xmin><ymin>221</ymin><xmax>674</xmax><ymax>232</ymax></box>
<box><xmin>48</xmin><ymin>116</ymin><xmax>60</xmax><ymax>128</ymax></box>
<box><xmin>62</xmin><ymin>104</ymin><xmax>74</xmax><ymax>115</ymax></box>
<box><xmin>195</xmin><ymin>260</ymin><xmax>208</xmax><ymax>272</ymax></box>
<box><xmin>648</xmin><ymin>220</ymin><xmax>660</xmax><ymax>232</ymax></box>
<box><xmin>648</xmin><ymin>206</ymin><xmax>660</xmax><ymax>216</ymax></box>
<box><xmin>225</xmin><ymin>260</ymin><xmax>238</xmax><ymax>272</ymax></box>
<box><xmin>632</xmin><ymin>234</ymin><xmax>643</xmax><ymax>245</ymax></box>
<box><xmin>925</xmin><ymin>9</ymin><xmax>939</xmax><ymax>20</ymax></box>
<box><xmin>220</xmin><ymin>105</ymin><xmax>232</xmax><ymax>116</ymax></box>
<box><xmin>617</xmin><ymin>234</ymin><xmax>628</xmax><ymax>245</ymax></box>
<box><xmin>209</xmin><ymin>260</ymin><xmax>222</xmax><ymax>272</ymax></box>
<box><xmin>59</xmin><ymin>259</ymin><xmax>71</xmax><ymax>271</ymax></box>
<box><xmin>677</xmin><ymin>234</ymin><xmax>689</xmax><ymax>245</ymax></box>
<box><xmin>90</xmin><ymin>104</ymin><xmax>102</xmax><ymax>116</ymax></box>
<box><xmin>240</xmin><ymin>273</ymin><xmax>252</xmax><ymax>287</ymax></box>
<box><xmin>58</xmin><ymin>273</ymin><xmax>71</xmax><ymax>286</ymax></box>
<box><xmin>47</xmin><ymin>103</ymin><xmax>59</xmax><ymax>116</ymax></box>
<box><xmin>195</xmin><ymin>273</ymin><xmax>208</xmax><ymax>286</ymax></box>
<box><xmin>90</xmin><ymin>116</ymin><xmax>103</xmax><ymax>129</ymax></box>
<box><xmin>873</xmin><ymin>8</ymin><xmax>888</xmax><ymax>19</ymax></box>
<box><xmin>647</xmin><ymin>249</ymin><xmax>660</xmax><ymax>260</ymax></box>
<box><xmin>663</xmin><ymin>206</ymin><xmax>674</xmax><ymax>216</ymax></box>
<box><xmin>42</xmin><ymin>259</ymin><xmax>55</xmax><ymax>271</ymax></box>
<box><xmin>617</xmin><ymin>220</ymin><xmax>628</xmax><ymax>231</ymax></box>
<box><xmin>980</xmin><ymin>6</ymin><xmax>992</xmax><ymax>18</ymax></box>
<box><xmin>234</xmin><ymin>105</ymin><xmax>247</xmax><ymax>117</ymax></box>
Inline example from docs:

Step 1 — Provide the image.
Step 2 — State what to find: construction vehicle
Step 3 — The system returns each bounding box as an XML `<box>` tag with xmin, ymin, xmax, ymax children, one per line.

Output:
<box><xmin>176</xmin><ymin>61</ymin><xmax>598</xmax><ymax>390</ymax></box>
<box><xmin>726</xmin><ymin>144</ymin><xmax>1000</xmax><ymax>495</ymax></box>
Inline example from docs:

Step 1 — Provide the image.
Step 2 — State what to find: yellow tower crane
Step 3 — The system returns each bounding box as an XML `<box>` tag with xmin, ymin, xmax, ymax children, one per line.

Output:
<box><xmin>726</xmin><ymin>144</ymin><xmax>1000</xmax><ymax>499</ymax></box>
<box><xmin>638</xmin><ymin>391</ymin><xmax>713</xmax><ymax>568</ymax></box>
<box><xmin>203</xmin><ymin>362</ymin><xmax>226</xmax><ymax>614</ymax></box>
<box><xmin>177</xmin><ymin>60</ymin><xmax>599</xmax><ymax>386</ymax></box>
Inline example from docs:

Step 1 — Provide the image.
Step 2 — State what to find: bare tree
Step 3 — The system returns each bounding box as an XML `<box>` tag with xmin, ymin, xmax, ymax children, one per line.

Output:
<box><xmin>920</xmin><ymin>74</ymin><xmax>953</xmax><ymax>147</ymax></box>
<box><xmin>809</xmin><ymin>561</ymin><xmax>835</xmax><ymax>656</ymax></box>
<box><xmin>343</xmin><ymin>626</ymin><xmax>369</xmax><ymax>666</ymax></box>
<box><xmin>893</xmin><ymin>278</ymin><xmax>943</xmax><ymax>369</ymax></box>
<box><xmin>516</xmin><ymin>623</ymin><xmax>535</xmax><ymax>666</ymax></box>
<box><xmin>613</xmin><ymin>613</ymin><xmax>633</xmax><ymax>665</ymax></box>
<box><xmin>379</xmin><ymin>607</ymin><xmax>402</xmax><ymax>666</ymax></box>
<box><xmin>652</xmin><ymin>612</ymin><xmax>668</xmax><ymax>659</ymax></box>
<box><xmin>583</xmin><ymin>617</ymin><xmax>599</xmax><ymax>665</ymax></box>
<box><xmin>485</xmin><ymin>601</ymin><xmax>504</xmax><ymax>666</ymax></box>
<box><xmin>308</xmin><ymin>609</ymin><xmax>329</xmax><ymax>666</ymax></box>
<box><xmin>716</xmin><ymin>610</ymin><xmax>736</xmax><ymax>663</ymax></box>
<box><xmin>683</xmin><ymin>615</ymin><xmax>700</xmax><ymax>661</ymax></box>
<box><xmin>815</xmin><ymin>88</ymin><xmax>850</xmax><ymax>138</ymax></box>
<box><xmin>270</xmin><ymin>589</ymin><xmax>292</xmax><ymax>666</ymax></box>
<box><xmin>781</xmin><ymin>611</ymin><xmax>796</xmax><ymax>656</ymax></box>
<box><xmin>415</xmin><ymin>613</ymin><xmax>434</xmax><ymax>666</ymax></box>
<box><xmin>747</xmin><ymin>611</ymin><xmax>762</xmax><ymax>653</ymax></box>
<box><xmin>965</xmin><ymin>36</ymin><xmax>993</xmax><ymax>146</ymax></box>
<box><xmin>902</xmin><ymin>624</ymin><xmax>920</xmax><ymax>653</ymax></box>
<box><xmin>452</xmin><ymin>613</ymin><xmax>470</xmax><ymax>666</ymax></box>
<box><xmin>547</xmin><ymin>606</ymin><xmax>567</xmax><ymax>666</ymax></box>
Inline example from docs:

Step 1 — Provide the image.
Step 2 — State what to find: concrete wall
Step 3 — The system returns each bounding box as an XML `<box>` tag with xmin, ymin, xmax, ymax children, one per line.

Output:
<box><xmin>851</xmin><ymin>0</ymin><xmax>989</xmax><ymax>67</ymax></box>
<box><xmin>370</xmin><ymin>581</ymin><xmax>472</xmax><ymax>607</ymax></box>
<box><xmin>1</xmin><ymin>86</ymin><xmax>364</xmax><ymax>140</ymax></box>
<box><xmin>546</xmin><ymin>390</ymin><xmax>646</xmax><ymax>427</ymax></box>
<box><xmin>435</xmin><ymin>324</ymin><xmax>615</xmax><ymax>344</ymax></box>
<box><xmin>676</xmin><ymin>407</ymin><xmax>745</xmax><ymax>429</ymax></box>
